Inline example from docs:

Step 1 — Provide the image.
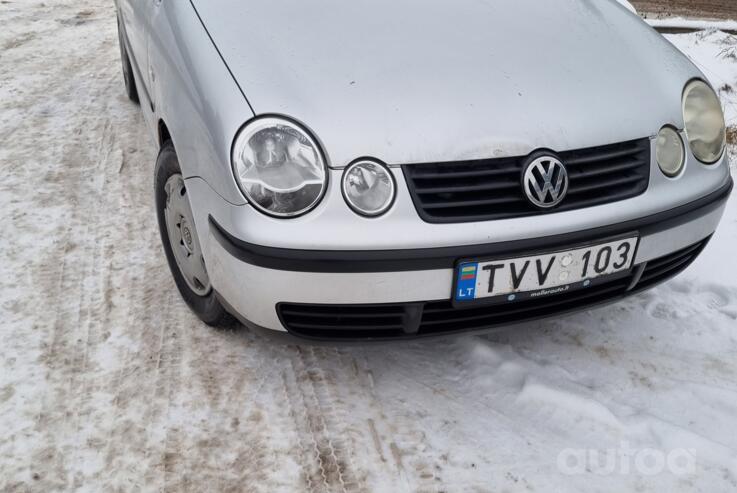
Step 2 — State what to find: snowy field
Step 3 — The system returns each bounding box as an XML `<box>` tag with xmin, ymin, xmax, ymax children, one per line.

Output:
<box><xmin>1</xmin><ymin>1</ymin><xmax>737</xmax><ymax>492</ymax></box>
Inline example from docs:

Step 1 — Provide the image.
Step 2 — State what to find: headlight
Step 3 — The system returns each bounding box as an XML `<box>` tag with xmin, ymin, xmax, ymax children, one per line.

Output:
<box><xmin>656</xmin><ymin>126</ymin><xmax>685</xmax><ymax>177</ymax></box>
<box><xmin>342</xmin><ymin>160</ymin><xmax>396</xmax><ymax>217</ymax></box>
<box><xmin>682</xmin><ymin>80</ymin><xmax>726</xmax><ymax>164</ymax></box>
<box><xmin>232</xmin><ymin>117</ymin><xmax>328</xmax><ymax>217</ymax></box>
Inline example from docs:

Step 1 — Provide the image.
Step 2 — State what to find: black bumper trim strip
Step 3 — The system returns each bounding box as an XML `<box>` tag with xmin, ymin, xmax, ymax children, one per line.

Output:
<box><xmin>209</xmin><ymin>178</ymin><xmax>732</xmax><ymax>273</ymax></box>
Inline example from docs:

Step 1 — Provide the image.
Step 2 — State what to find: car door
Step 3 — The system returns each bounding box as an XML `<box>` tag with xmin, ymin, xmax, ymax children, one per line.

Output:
<box><xmin>118</xmin><ymin>0</ymin><xmax>156</xmax><ymax>106</ymax></box>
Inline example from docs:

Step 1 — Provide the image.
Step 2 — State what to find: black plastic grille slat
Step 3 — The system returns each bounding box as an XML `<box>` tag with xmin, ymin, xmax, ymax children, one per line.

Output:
<box><xmin>279</xmin><ymin>304</ymin><xmax>408</xmax><ymax>338</ymax></box>
<box><xmin>564</xmin><ymin>146</ymin><xmax>644</xmax><ymax>165</ymax></box>
<box><xmin>420</xmin><ymin>195</ymin><xmax>522</xmax><ymax>209</ymax></box>
<box><xmin>278</xmin><ymin>238</ymin><xmax>708</xmax><ymax>340</ymax></box>
<box><xmin>567</xmin><ymin>174</ymin><xmax>645</xmax><ymax>195</ymax></box>
<box><xmin>638</xmin><ymin>257</ymin><xmax>693</xmax><ymax>285</ymax></box>
<box><xmin>567</xmin><ymin>158</ymin><xmax>644</xmax><ymax>179</ymax></box>
<box><xmin>280</xmin><ymin>308</ymin><xmax>404</xmax><ymax>319</ymax></box>
<box><xmin>637</xmin><ymin>240</ymin><xmax>708</xmax><ymax>287</ymax></box>
<box><xmin>288</xmin><ymin>322</ymin><xmax>405</xmax><ymax>331</ymax></box>
<box><xmin>411</xmin><ymin>167</ymin><xmax>519</xmax><ymax>180</ymax></box>
<box><xmin>414</xmin><ymin>179</ymin><xmax>521</xmax><ymax>194</ymax></box>
<box><xmin>421</xmin><ymin>282</ymin><xmax>629</xmax><ymax>327</ymax></box>
<box><xmin>420</xmin><ymin>280</ymin><xmax>632</xmax><ymax>333</ymax></box>
<box><xmin>641</xmin><ymin>242</ymin><xmax>704</xmax><ymax>272</ymax></box>
<box><xmin>403</xmin><ymin>138</ymin><xmax>651</xmax><ymax>223</ymax></box>
<box><xmin>553</xmin><ymin>189</ymin><xmax>645</xmax><ymax>210</ymax></box>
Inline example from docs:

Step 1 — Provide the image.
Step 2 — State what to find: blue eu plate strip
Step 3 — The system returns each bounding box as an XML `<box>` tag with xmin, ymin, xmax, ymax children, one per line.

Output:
<box><xmin>456</xmin><ymin>263</ymin><xmax>479</xmax><ymax>301</ymax></box>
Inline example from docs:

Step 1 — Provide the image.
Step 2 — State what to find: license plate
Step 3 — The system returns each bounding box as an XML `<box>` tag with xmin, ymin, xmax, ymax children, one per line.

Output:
<box><xmin>454</xmin><ymin>236</ymin><xmax>638</xmax><ymax>303</ymax></box>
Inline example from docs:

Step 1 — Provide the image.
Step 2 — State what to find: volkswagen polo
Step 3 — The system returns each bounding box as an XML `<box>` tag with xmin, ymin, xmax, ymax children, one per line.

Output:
<box><xmin>116</xmin><ymin>0</ymin><xmax>732</xmax><ymax>339</ymax></box>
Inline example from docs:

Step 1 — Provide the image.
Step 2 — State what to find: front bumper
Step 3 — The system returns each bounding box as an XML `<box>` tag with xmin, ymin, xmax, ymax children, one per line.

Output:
<box><xmin>206</xmin><ymin>178</ymin><xmax>732</xmax><ymax>335</ymax></box>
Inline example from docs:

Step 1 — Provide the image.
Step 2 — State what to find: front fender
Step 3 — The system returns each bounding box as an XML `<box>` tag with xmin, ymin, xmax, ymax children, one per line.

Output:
<box><xmin>147</xmin><ymin>0</ymin><xmax>253</xmax><ymax>205</ymax></box>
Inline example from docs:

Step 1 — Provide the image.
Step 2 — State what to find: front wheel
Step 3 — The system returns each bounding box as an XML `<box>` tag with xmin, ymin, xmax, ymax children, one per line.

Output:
<box><xmin>155</xmin><ymin>142</ymin><xmax>234</xmax><ymax>327</ymax></box>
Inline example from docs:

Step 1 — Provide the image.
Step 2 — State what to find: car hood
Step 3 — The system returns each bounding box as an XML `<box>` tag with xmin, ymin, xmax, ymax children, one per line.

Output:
<box><xmin>191</xmin><ymin>0</ymin><xmax>701</xmax><ymax>168</ymax></box>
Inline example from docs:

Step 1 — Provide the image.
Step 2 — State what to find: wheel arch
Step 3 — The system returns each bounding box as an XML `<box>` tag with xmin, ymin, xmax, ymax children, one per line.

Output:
<box><xmin>158</xmin><ymin>119</ymin><xmax>172</xmax><ymax>148</ymax></box>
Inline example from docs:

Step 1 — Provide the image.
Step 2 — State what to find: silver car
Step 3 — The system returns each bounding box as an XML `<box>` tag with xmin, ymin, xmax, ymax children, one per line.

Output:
<box><xmin>116</xmin><ymin>0</ymin><xmax>732</xmax><ymax>339</ymax></box>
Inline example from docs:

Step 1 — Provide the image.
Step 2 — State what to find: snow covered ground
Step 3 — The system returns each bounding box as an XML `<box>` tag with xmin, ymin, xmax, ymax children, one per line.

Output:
<box><xmin>1</xmin><ymin>1</ymin><xmax>736</xmax><ymax>492</ymax></box>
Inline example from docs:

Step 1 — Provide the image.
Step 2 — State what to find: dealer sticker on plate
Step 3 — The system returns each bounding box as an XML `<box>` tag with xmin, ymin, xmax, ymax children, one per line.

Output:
<box><xmin>455</xmin><ymin>236</ymin><xmax>638</xmax><ymax>303</ymax></box>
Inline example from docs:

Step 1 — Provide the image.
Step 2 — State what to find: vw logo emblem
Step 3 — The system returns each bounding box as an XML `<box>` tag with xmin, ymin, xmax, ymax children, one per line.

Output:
<box><xmin>522</xmin><ymin>155</ymin><xmax>569</xmax><ymax>209</ymax></box>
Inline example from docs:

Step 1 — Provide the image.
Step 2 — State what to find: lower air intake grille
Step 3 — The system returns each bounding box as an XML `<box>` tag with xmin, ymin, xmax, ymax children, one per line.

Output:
<box><xmin>278</xmin><ymin>238</ymin><xmax>709</xmax><ymax>340</ymax></box>
<box><xmin>636</xmin><ymin>240</ymin><xmax>708</xmax><ymax>290</ymax></box>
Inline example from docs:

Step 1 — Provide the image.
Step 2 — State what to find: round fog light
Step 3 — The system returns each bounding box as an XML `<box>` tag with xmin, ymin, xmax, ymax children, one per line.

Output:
<box><xmin>342</xmin><ymin>160</ymin><xmax>396</xmax><ymax>216</ymax></box>
<box><xmin>656</xmin><ymin>126</ymin><xmax>685</xmax><ymax>177</ymax></box>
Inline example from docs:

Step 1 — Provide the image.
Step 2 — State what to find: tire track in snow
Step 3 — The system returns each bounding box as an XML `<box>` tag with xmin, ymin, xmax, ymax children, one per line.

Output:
<box><xmin>281</xmin><ymin>365</ymin><xmax>324</xmax><ymax>493</ymax></box>
<box><xmin>301</xmin><ymin>347</ymin><xmax>368</xmax><ymax>492</ymax></box>
<box><xmin>98</xmin><ymin>103</ymin><xmax>158</xmax><ymax>490</ymax></box>
<box><xmin>139</xmin><ymin>278</ymin><xmax>180</xmax><ymax>488</ymax></box>
<box><xmin>30</xmin><ymin>64</ymin><xmax>123</xmax><ymax>489</ymax></box>
<box><xmin>350</xmin><ymin>350</ymin><xmax>443</xmax><ymax>493</ymax></box>
<box><xmin>160</xmin><ymin>295</ymin><xmax>186</xmax><ymax>493</ymax></box>
<box><xmin>278</xmin><ymin>345</ymin><xmax>371</xmax><ymax>493</ymax></box>
<box><xmin>67</xmin><ymin>84</ymin><xmax>129</xmax><ymax>489</ymax></box>
<box><xmin>216</xmin><ymin>333</ymin><xmax>281</xmax><ymax>492</ymax></box>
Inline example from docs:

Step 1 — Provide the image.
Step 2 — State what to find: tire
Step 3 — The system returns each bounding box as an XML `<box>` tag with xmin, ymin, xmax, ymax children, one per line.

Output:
<box><xmin>117</xmin><ymin>16</ymin><xmax>139</xmax><ymax>105</ymax></box>
<box><xmin>155</xmin><ymin>142</ymin><xmax>234</xmax><ymax>327</ymax></box>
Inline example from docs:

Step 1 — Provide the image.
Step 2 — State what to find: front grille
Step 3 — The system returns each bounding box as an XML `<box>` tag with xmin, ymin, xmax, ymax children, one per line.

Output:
<box><xmin>278</xmin><ymin>238</ymin><xmax>709</xmax><ymax>340</ymax></box>
<box><xmin>403</xmin><ymin>138</ymin><xmax>651</xmax><ymax>223</ymax></box>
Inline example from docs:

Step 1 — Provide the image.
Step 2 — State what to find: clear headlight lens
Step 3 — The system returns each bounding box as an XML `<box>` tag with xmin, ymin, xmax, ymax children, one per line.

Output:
<box><xmin>232</xmin><ymin>117</ymin><xmax>328</xmax><ymax>217</ymax></box>
<box><xmin>656</xmin><ymin>126</ymin><xmax>685</xmax><ymax>177</ymax></box>
<box><xmin>682</xmin><ymin>80</ymin><xmax>726</xmax><ymax>164</ymax></box>
<box><xmin>342</xmin><ymin>160</ymin><xmax>396</xmax><ymax>217</ymax></box>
